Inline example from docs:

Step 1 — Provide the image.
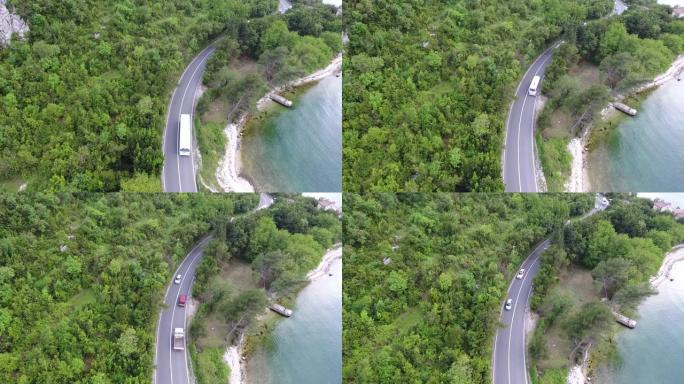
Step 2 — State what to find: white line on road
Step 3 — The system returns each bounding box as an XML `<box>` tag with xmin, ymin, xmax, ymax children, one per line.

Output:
<box><xmin>516</xmin><ymin>92</ymin><xmax>529</xmax><ymax>193</ymax></box>
<box><xmin>177</xmin><ymin>48</ymin><xmax>213</xmax><ymax>193</ymax></box>
<box><xmin>493</xmin><ymin>239</ymin><xmax>548</xmax><ymax>384</ymax></box>
<box><xmin>507</xmin><ymin>256</ymin><xmax>539</xmax><ymax>384</ymax></box>
<box><xmin>528</xmin><ymin>54</ymin><xmax>554</xmax><ymax>193</ymax></box>
<box><xmin>188</xmin><ymin>49</ymin><xmax>213</xmax><ymax>193</ymax></box>
<box><xmin>155</xmin><ymin>237</ymin><xmax>210</xmax><ymax>384</ymax></box>
<box><xmin>163</xmin><ymin>43</ymin><xmax>215</xmax><ymax>192</ymax></box>
<box><xmin>504</xmin><ymin>46</ymin><xmax>554</xmax><ymax>191</ymax></box>
<box><xmin>522</xmin><ymin>276</ymin><xmax>535</xmax><ymax>384</ymax></box>
<box><xmin>169</xmin><ymin>240</ymin><xmax>208</xmax><ymax>383</ymax></box>
<box><xmin>515</xmin><ymin>52</ymin><xmax>553</xmax><ymax>192</ymax></box>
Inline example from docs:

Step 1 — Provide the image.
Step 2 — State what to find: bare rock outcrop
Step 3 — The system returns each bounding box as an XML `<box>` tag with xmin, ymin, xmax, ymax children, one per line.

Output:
<box><xmin>0</xmin><ymin>0</ymin><xmax>29</xmax><ymax>47</ymax></box>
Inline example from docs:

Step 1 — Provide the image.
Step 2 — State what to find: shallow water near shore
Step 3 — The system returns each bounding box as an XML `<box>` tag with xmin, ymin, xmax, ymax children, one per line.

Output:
<box><xmin>245</xmin><ymin>258</ymin><xmax>341</xmax><ymax>384</ymax></box>
<box><xmin>588</xmin><ymin>80</ymin><xmax>684</xmax><ymax>191</ymax></box>
<box><xmin>595</xmin><ymin>262</ymin><xmax>684</xmax><ymax>384</ymax></box>
<box><xmin>240</xmin><ymin>75</ymin><xmax>342</xmax><ymax>192</ymax></box>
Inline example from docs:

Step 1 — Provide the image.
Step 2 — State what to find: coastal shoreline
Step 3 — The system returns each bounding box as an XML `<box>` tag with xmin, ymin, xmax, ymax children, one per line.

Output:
<box><xmin>567</xmin><ymin>243</ymin><xmax>684</xmax><ymax>384</ymax></box>
<box><xmin>650</xmin><ymin>244</ymin><xmax>684</xmax><ymax>289</ymax></box>
<box><xmin>635</xmin><ymin>55</ymin><xmax>684</xmax><ymax>93</ymax></box>
<box><xmin>564</xmin><ymin>124</ymin><xmax>591</xmax><ymax>192</ymax></box>
<box><xmin>223</xmin><ymin>243</ymin><xmax>342</xmax><ymax>383</ymax></box>
<box><xmin>255</xmin><ymin>55</ymin><xmax>342</xmax><ymax>111</ymax></box>
<box><xmin>216</xmin><ymin>114</ymin><xmax>256</xmax><ymax>192</ymax></box>
<box><xmin>223</xmin><ymin>333</ymin><xmax>246</xmax><ymax>384</ymax></box>
<box><xmin>565</xmin><ymin>55</ymin><xmax>684</xmax><ymax>192</ymax></box>
<box><xmin>307</xmin><ymin>244</ymin><xmax>342</xmax><ymax>281</ymax></box>
<box><xmin>215</xmin><ymin>55</ymin><xmax>342</xmax><ymax>192</ymax></box>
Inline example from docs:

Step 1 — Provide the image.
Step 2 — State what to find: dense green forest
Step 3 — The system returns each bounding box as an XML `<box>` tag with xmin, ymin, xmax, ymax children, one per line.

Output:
<box><xmin>342</xmin><ymin>193</ymin><xmax>594</xmax><ymax>383</ymax></box>
<box><xmin>188</xmin><ymin>194</ymin><xmax>341</xmax><ymax>384</ymax></box>
<box><xmin>0</xmin><ymin>192</ymin><xmax>340</xmax><ymax>383</ymax></box>
<box><xmin>343</xmin><ymin>0</ymin><xmax>614</xmax><ymax>192</ymax></box>
<box><xmin>0</xmin><ymin>0</ymin><xmax>276</xmax><ymax>191</ymax></box>
<box><xmin>343</xmin><ymin>193</ymin><xmax>684</xmax><ymax>383</ymax></box>
<box><xmin>199</xmin><ymin>1</ymin><xmax>341</xmax><ymax>115</ymax></box>
<box><xmin>193</xmin><ymin>194</ymin><xmax>341</xmax><ymax>298</ymax></box>
<box><xmin>528</xmin><ymin>194</ymin><xmax>684</xmax><ymax>383</ymax></box>
<box><xmin>0</xmin><ymin>192</ymin><xmax>259</xmax><ymax>382</ymax></box>
<box><xmin>194</xmin><ymin>0</ymin><xmax>341</xmax><ymax>189</ymax></box>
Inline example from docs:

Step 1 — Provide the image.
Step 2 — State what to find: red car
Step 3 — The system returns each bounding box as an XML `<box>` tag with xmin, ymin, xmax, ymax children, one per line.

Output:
<box><xmin>178</xmin><ymin>294</ymin><xmax>187</xmax><ymax>307</ymax></box>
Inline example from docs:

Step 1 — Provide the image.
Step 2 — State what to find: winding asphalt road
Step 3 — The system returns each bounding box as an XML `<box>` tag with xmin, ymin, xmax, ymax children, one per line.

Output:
<box><xmin>492</xmin><ymin>194</ymin><xmax>608</xmax><ymax>384</ymax></box>
<box><xmin>162</xmin><ymin>2</ymin><xmax>293</xmax><ymax>193</ymax></box>
<box><xmin>153</xmin><ymin>194</ymin><xmax>273</xmax><ymax>384</ymax></box>
<box><xmin>162</xmin><ymin>43</ymin><xmax>217</xmax><ymax>192</ymax></box>
<box><xmin>503</xmin><ymin>45</ymin><xmax>559</xmax><ymax>192</ymax></box>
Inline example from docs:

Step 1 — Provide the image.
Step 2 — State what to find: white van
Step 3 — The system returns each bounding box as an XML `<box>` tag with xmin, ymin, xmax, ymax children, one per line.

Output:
<box><xmin>529</xmin><ymin>75</ymin><xmax>541</xmax><ymax>96</ymax></box>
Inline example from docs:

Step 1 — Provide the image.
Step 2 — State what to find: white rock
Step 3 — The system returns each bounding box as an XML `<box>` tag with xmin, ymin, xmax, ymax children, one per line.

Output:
<box><xmin>0</xmin><ymin>0</ymin><xmax>29</xmax><ymax>47</ymax></box>
<box><xmin>567</xmin><ymin>366</ymin><xmax>586</xmax><ymax>384</ymax></box>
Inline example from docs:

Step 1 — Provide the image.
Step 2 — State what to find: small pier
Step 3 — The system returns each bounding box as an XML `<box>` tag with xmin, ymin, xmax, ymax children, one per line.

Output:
<box><xmin>613</xmin><ymin>311</ymin><xmax>637</xmax><ymax>329</ymax></box>
<box><xmin>269</xmin><ymin>304</ymin><xmax>293</xmax><ymax>317</ymax></box>
<box><xmin>270</xmin><ymin>94</ymin><xmax>293</xmax><ymax>108</ymax></box>
<box><xmin>613</xmin><ymin>102</ymin><xmax>637</xmax><ymax>116</ymax></box>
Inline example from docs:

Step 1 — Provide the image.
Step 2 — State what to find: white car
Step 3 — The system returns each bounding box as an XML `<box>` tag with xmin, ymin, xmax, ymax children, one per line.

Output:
<box><xmin>516</xmin><ymin>269</ymin><xmax>525</xmax><ymax>279</ymax></box>
<box><xmin>174</xmin><ymin>274</ymin><xmax>182</xmax><ymax>284</ymax></box>
<box><xmin>505</xmin><ymin>299</ymin><xmax>513</xmax><ymax>311</ymax></box>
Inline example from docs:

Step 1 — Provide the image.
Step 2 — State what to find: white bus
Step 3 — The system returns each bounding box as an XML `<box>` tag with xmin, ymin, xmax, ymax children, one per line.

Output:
<box><xmin>528</xmin><ymin>75</ymin><xmax>541</xmax><ymax>96</ymax></box>
<box><xmin>178</xmin><ymin>114</ymin><xmax>192</xmax><ymax>156</ymax></box>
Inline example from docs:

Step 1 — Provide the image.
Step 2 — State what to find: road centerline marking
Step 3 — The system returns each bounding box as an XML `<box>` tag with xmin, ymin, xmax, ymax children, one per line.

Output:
<box><xmin>177</xmin><ymin>48</ymin><xmax>214</xmax><ymax>192</ymax></box>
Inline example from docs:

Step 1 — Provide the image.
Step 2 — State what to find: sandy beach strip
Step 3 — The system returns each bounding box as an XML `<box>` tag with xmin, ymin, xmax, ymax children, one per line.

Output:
<box><xmin>215</xmin><ymin>55</ymin><xmax>342</xmax><ymax>192</ymax></box>
<box><xmin>565</xmin><ymin>124</ymin><xmax>591</xmax><ymax>192</ymax></box>
<box><xmin>650</xmin><ymin>244</ymin><xmax>684</xmax><ymax>289</ymax></box>
<box><xmin>636</xmin><ymin>55</ymin><xmax>684</xmax><ymax>93</ymax></box>
<box><xmin>216</xmin><ymin>114</ymin><xmax>256</xmax><ymax>192</ymax></box>
<box><xmin>224</xmin><ymin>333</ymin><xmax>246</xmax><ymax>384</ymax></box>
<box><xmin>307</xmin><ymin>244</ymin><xmax>342</xmax><ymax>281</ymax></box>
<box><xmin>565</xmin><ymin>138</ymin><xmax>584</xmax><ymax>192</ymax></box>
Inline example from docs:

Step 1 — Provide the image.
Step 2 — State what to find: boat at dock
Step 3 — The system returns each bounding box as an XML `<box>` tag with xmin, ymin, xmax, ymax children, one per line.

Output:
<box><xmin>270</xmin><ymin>94</ymin><xmax>293</xmax><ymax>107</ymax></box>
<box><xmin>269</xmin><ymin>303</ymin><xmax>293</xmax><ymax>317</ymax></box>
<box><xmin>613</xmin><ymin>311</ymin><xmax>637</xmax><ymax>329</ymax></box>
<box><xmin>613</xmin><ymin>102</ymin><xmax>637</xmax><ymax>116</ymax></box>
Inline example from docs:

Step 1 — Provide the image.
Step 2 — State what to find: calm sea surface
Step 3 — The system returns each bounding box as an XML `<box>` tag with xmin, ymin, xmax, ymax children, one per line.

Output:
<box><xmin>588</xmin><ymin>80</ymin><xmax>684</xmax><ymax>191</ymax></box>
<box><xmin>241</xmin><ymin>75</ymin><xmax>342</xmax><ymax>192</ymax></box>
<box><xmin>595</xmin><ymin>261</ymin><xmax>684</xmax><ymax>383</ymax></box>
<box><xmin>246</xmin><ymin>258</ymin><xmax>341</xmax><ymax>384</ymax></box>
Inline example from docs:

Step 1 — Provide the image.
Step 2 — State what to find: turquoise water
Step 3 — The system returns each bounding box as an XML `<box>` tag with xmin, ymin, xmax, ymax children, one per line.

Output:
<box><xmin>596</xmin><ymin>261</ymin><xmax>684</xmax><ymax>384</ymax></box>
<box><xmin>588</xmin><ymin>80</ymin><xmax>684</xmax><ymax>191</ymax></box>
<box><xmin>241</xmin><ymin>75</ymin><xmax>342</xmax><ymax>192</ymax></box>
<box><xmin>246</xmin><ymin>258</ymin><xmax>342</xmax><ymax>384</ymax></box>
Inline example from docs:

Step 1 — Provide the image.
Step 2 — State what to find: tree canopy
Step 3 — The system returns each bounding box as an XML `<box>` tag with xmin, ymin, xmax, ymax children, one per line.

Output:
<box><xmin>0</xmin><ymin>0</ymin><xmax>277</xmax><ymax>191</ymax></box>
<box><xmin>343</xmin><ymin>193</ymin><xmax>594</xmax><ymax>383</ymax></box>
<box><xmin>0</xmin><ymin>192</ymin><xmax>258</xmax><ymax>382</ymax></box>
<box><xmin>343</xmin><ymin>0</ymin><xmax>613</xmax><ymax>192</ymax></box>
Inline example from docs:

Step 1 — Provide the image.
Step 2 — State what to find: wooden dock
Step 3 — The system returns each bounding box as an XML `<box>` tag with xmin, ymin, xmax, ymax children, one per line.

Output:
<box><xmin>613</xmin><ymin>102</ymin><xmax>637</xmax><ymax>116</ymax></box>
<box><xmin>613</xmin><ymin>311</ymin><xmax>637</xmax><ymax>329</ymax></box>
<box><xmin>269</xmin><ymin>304</ymin><xmax>293</xmax><ymax>317</ymax></box>
<box><xmin>270</xmin><ymin>94</ymin><xmax>293</xmax><ymax>108</ymax></box>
